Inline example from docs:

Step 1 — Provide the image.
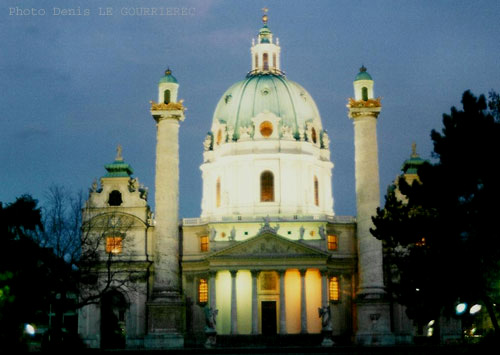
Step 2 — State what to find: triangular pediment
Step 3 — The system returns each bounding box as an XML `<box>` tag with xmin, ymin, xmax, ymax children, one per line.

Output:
<box><xmin>209</xmin><ymin>232</ymin><xmax>329</xmax><ymax>259</ymax></box>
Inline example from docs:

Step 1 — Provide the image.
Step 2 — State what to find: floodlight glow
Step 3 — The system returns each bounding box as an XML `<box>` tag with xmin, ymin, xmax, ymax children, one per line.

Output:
<box><xmin>470</xmin><ymin>304</ymin><xmax>482</xmax><ymax>315</ymax></box>
<box><xmin>25</xmin><ymin>324</ymin><xmax>35</xmax><ymax>336</ymax></box>
<box><xmin>428</xmin><ymin>320</ymin><xmax>435</xmax><ymax>327</ymax></box>
<box><xmin>456</xmin><ymin>303</ymin><xmax>467</xmax><ymax>315</ymax></box>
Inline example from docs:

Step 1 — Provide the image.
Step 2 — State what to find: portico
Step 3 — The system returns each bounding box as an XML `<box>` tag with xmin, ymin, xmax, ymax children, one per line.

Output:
<box><xmin>182</xmin><ymin>231</ymin><xmax>354</xmax><ymax>336</ymax></box>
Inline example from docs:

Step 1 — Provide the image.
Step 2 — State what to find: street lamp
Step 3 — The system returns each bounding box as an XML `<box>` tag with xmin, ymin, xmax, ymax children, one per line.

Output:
<box><xmin>456</xmin><ymin>303</ymin><xmax>467</xmax><ymax>315</ymax></box>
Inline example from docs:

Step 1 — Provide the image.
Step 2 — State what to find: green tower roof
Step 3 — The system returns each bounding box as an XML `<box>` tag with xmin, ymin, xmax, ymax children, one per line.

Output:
<box><xmin>159</xmin><ymin>68</ymin><xmax>178</xmax><ymax>84</ymax></box>
<box><xmin>355</xmin><ymin>65</ymin><xmax>373</xmax><ymax>81</ymax></box>
<box><xmin>104</xmin><ymin>146</ymin><xmax>134</xmax><ymax>177</ymax></box>
<box><xmin>401</xmin><ymin>143</ymin><xmax>426</xmax><ymax>175</ymax></box>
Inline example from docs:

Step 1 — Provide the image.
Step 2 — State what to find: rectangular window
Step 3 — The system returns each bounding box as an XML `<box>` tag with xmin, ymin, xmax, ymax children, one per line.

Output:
<box><xmin>327</xmin><ymin>235</ymin><xmax>338</xmax><ymax>250</ymax></box>
<box><xmin>329</xmin><ymin>276</ymin><xmax>340</xmax><ymax>301</ymax></box>
<box><xmin>200</xmin><ymin>235</ymin><xmax>209</xmax><ymax>252</ymax></box>
<box><xmin>106</xmin><ymin>236</ymin><xmax>123</xmax><ymax>254</ymax></box>
<box><xmin>198</xmin><ymin>278</ymin><xmax>208</xmax><ymax>303</ymax></box>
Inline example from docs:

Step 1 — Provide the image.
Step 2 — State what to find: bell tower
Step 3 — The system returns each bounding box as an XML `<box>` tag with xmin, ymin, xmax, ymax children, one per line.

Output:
<box><xmin>145</xmin><ymin>68</ymin><xmax>186</xmax><ymax>349</ymax></box>
<box><xmin>348</xmin><ymin>66</ymin><xmax>394</xmax><ymax>345</ymax></box>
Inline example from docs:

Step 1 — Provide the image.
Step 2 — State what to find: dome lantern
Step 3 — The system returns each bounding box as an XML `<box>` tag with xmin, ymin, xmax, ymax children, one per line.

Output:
<box><xmin>250</xmin><ymin>9</ymin><xmax>283</xmax><ymax>76</ymax></box>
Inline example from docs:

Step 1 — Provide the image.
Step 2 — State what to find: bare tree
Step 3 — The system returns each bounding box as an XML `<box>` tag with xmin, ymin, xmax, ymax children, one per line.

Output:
<box><xmin>41</xmin><ymin>185</ymin><xmax>150</xmax><ymax>310</ymax></box>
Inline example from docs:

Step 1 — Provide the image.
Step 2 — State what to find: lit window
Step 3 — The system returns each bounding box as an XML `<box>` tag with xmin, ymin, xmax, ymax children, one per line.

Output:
<box><xmin>216</xmin><ymin>177</ymin><xmax>221</xmax><ymax>208</ymax></box>
<box><xmin>260</xmin><ymin>171</ymin><xmax>274</xmax><ymax>202</ymax></box>
<box><xmin>329</xmin><ymin>276</ymin><xmax>340</xmax><ymax>301</ymax></box>
<box><xmin>200</xmin><ymin>235</ymin><xmax>209</xmax><ymax>252</ymax></box>
<box><xmin>106</xmin><ymin>236</ymin><xmax>123</xmax><ymax>254</ymax></box>
<box><xmin>259</xmin><ymin>121</ymin><xmax>273</xmax><ymax>137</ymax></box>
<box><xmin>416</xmin><ymin>237</ymin><xmax>426</xmax><ymax>247</ymax></box>
<box><xmin>216</xmin><ymin>129</ymin><xmax>222</xmax><ymax>145</ymax></box>
<box><xmin>327</xmin><ymin>235</ymin><xmax>338</xmax><ymax>250</ymax></box>
<box><xmin>198</xmin><ymin>278</ymin><xmax>208</xmax><ymax>303</ymax></box>
<box><xmin>314</xmin><ymin>176</ymin><xmax>319</xmax><ymax>206</ymax></box>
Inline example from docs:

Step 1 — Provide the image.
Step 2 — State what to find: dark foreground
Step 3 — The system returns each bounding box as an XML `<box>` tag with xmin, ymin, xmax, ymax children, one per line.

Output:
<box><xmin>31</xmin><ymin>344</ymin><xmax>496</xmax><ymax>355</ymax></box>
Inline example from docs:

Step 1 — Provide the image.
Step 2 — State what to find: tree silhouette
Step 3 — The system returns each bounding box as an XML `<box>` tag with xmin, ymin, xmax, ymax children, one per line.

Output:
<box><xmin>372</xmin><ymin>90</ymin><xmax>500</xmax><ymax>337</ymax></box>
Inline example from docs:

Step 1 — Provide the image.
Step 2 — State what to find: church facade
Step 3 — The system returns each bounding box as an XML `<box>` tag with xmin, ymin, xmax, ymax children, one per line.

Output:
<box><xmin>78</xmin><ymin>13</ymin><xmax>414</xmax><ymax>348</ymax></box>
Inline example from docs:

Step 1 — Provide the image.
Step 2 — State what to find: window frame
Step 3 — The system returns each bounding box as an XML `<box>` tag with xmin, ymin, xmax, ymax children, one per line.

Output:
<box><xmin>198</xmin><ymin>278</ymin><xmax>208</xmax><ymax>304</ymax></box>
<box><xmin>329</xmin><ymin>276</ymin><xmax>340</xmax><ymax>302</ymax></box>
<box><xmin>200</xmin><ymin>235</ymin><xmax>209</xmax><ymax>252</ymax></box>
<box><xmin>327</xmin><ymin>234</ymin><xmax>338</xmax><ymax>251</ymax></box>
<box><xmin>260</xmin><ymin>171</ymin><xmax>275</xmax><ymax>202</ymax></box>
<box><xmin>105</xmin><ymin>236</ymin><xmax>123</xmax><ymax>255</ymax></box>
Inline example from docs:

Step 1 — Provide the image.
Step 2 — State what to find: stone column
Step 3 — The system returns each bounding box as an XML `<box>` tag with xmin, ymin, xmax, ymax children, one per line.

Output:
<box><xmin>300</xmin><ymin>269</ymin><xmax>308</xmax><ymax>334</ymax></box>
<box><xmin>349</xmin><ymin>70</ymin><xmax>394</xmax><ymax>345</ymax></box>
<box><xmin>251</xmin><ymin>270</ymin><xmax>259</xmax><ymax>334</ymax></box>
<box><xmin>230</xmin><ymin>270</ymin><xmax>238</xmax><ymax>334</ymax></box>
<box><xmin>278</xmin><ymin>270</ymin><xmax>287</xmax><ymax>334</ymax></box>
<box><xmin>321</xmin><ymin>270</ymin><xmax>329</xmax><ymax>307</ymax></box>
<box><xmin>146</xmin><ymin>100</ymin><xmax>186</xmax><ymax>349</ymax></box>
<box><xmin>209</xmin><ymin>271</ymin><xmax>217</xmax><ymax>311</ymax></box>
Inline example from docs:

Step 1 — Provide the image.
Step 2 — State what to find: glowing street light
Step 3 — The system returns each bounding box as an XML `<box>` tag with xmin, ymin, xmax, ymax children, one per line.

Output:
<box><xmin>24</xmin><ymin>324</ymin><xmax>35</xmax><ymax>336</ymax></box>
<box><xmin>470</xmin><ymin>304</ymin><xmax>482</xmax><ymax>315</ymax></box>
<box><xmin>456</xmin><ymin>303</ymin><xmax>467</xmax><ymax>315</ymax></box>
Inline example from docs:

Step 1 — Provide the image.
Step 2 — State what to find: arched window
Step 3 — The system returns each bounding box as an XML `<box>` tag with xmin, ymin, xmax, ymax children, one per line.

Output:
<box><xmin>198</xmin><ymin>278</ymin><xmax>208</xmax><ymax>304</ymax></box>
<box><xmin>108</xmin><ymin>190</ymin><xmax>122</xmax><ymax>206</ymax></box>
<box><xmin>263</xmin><ymin>53</ymin><xmax>269</xmax><ymax>71</ymax></box>
<box><xmin>362</xmin><ymin>87</ymin><xmax>368</xmax><ymax>101</ymax></box>
<box><xmin>216</xmin><ymin>129</ymin><xmax>223</xmax><ymax>145</ymax></box>
<box><xmin>311</xmin><ymin>128</ymin><xmax>317</xmax><ymax>144</ymax></box>
<box><xmin>164</xmin><ymin>89</ymin><xmax>171</xmax><ymax>104</ymax></box>
<box><xmin>216</xmin><ymin>177</ymin><xmax>221</xmax><ymax>208</ymax></box>
<box><xmin>260</xmin><ymin>171</ymin><xmax>274</xmax><ymax>202</ymax></box>
<box><xmin>314</xmin><ymin>176</ymin><xmax>319</xmax><ymax>206</ymax></box>
<box><xmin>200</xmin><ymin>235</ymin><xmax>209</xmax><ymax>252</ymax></box>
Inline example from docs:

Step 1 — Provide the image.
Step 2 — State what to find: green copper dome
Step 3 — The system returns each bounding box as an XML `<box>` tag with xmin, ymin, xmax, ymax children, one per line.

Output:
<box><xmin>355</xmin><ymin>66</ymin><xmax>373</xmax><ymax>81</ymax></box>
<box><xmin>159</xmin><ymin>69</ymin><xmax>178</xmax><ymax>84</ymax></box>
<box><xmin>212</xmin><ymin>73</ymin><xmax>322</xmax><ymax>139</ymax></box>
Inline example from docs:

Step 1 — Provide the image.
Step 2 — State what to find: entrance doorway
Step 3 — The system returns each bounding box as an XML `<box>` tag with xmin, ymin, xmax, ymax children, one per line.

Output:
<box><xmin>261</xmin><ymin>301</ymin><xmax>277</xmax><ymax>335</ymax></box>
<box><xmin>100</xmin><ymin>291</ymin><xmax>127</xmax><ymax>349</ymax></box>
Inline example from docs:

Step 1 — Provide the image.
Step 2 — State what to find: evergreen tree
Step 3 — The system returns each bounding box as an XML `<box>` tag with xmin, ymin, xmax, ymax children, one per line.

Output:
<box><xmin>372</xmin><ymin>90</ymin><xmax>500</xmax><ymax>336</ymax></box>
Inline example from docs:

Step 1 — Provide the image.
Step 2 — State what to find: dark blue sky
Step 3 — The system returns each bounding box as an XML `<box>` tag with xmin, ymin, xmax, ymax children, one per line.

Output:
<box><xmin>1</xmin><ymin>0</ymin><xmax>499</xmax><ymax>218</ymax></box>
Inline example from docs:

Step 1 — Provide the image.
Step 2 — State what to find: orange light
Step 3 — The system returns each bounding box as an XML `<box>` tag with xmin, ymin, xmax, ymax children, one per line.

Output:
<box><xmin>106</xmin><ymin>236</ymin><xmax>122</xmax><ymax>254</ymax></box>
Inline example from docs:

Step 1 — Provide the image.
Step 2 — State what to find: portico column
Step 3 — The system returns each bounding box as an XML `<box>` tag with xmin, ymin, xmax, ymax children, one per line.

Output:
<box><xmin>209</xmin><ymin>271</ymin><xmax>217</xmax><ymax>310</ymax></box>
<box><xmin>251</xmin><ymin>270</ymin><xmax>259</xmax><ymax>334</ymax></box>
<box><xmin>300</xmin><ymin>269</ymin><xmax>308</xmax><ymax>334</ymax></box>
<box><xmin>230</xmin><ymin>270</ymin><xmax>238</xmax><ymax>334</ymax></box>
<box><xmin>321</xmin><ymin>270</ymin><xmax>329</xmax><ymax>307</ymax></box>
<box><xmin>278</xmin><ymin>270</ymin><xmax>287</xmax><ymax>334</ymax></box>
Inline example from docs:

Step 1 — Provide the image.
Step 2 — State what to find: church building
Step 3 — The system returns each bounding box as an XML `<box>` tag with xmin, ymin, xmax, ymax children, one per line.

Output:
<box><xmin>78</xmin><ymin>12</ymin><xmax>414</xmax><ymax>348</ymax></box>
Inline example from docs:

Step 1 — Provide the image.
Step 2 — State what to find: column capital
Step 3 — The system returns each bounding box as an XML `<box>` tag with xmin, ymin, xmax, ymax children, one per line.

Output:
<box><xmin>230</xmin><ymin>270</ymin><xmax>238</xmax><ymax>277</ymax></box>
<box><xmin>277</xmin><ymin>269</ymin><xmax>287</xmax><ymax>276</ymax></box>
<box><xmin>250</xmin><ymin>270</ymin><xmax>260</xmax><ymax>278</ymax></box>
<box><xmin>208</xmin><ymin>270</ymin><xmax>218</xmax><ymax>278</ymax></box>
<box><xmin>299</xmin><ymin>268</ymin><xmax>307</xmax><ymax>276</ymax></box>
